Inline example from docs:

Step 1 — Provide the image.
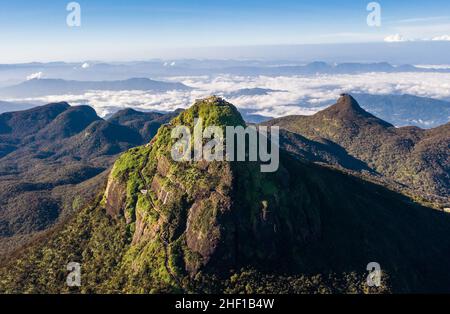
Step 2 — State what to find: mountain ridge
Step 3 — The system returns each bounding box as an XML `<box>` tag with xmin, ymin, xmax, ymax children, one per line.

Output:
<box><xmin>264</xmin><ymin>94</ymin><xmax>450</xmax><ymax>202</ymax></box>
<box><xmin>0</xmin><ymin>78</ymin><xmax>191</xmax><ymax>98</ymax></box>
<box><xmin>0</xmin><ymin>102</ymin><xmax>177</xmax><ymax>256</ymax></box>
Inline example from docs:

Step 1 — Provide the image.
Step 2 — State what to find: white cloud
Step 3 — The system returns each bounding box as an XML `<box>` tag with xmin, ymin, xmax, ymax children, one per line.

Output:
<box><xmin>26</xmin><ymin>72</ymin><xmax>43</xmax><ymax>80</ymax></box>
<box><xmin>81</xmin><ymin>62</ymin><xmax>90</xmax><ymax>69</ymax></box>
<box><xmin>163</xmin><ymin>61</ymin><xmax>176</xmax><ymax>67</ymax></box>
<box><xmin>383</xmin><ymin>32</ymin><xmax>450</xmax><ymax>42</ymax></box>
<box><xmin>388</xmin><ymin>16</ymin><xmax>450</xmax><ymax>41</ymax></box>
<box><xmin>384</xmin><ymin>34</ymin><xmax>408</xmax><ymax>42</ymax></box>
<box><xmin>9</xmin><ymin>72</ymin><xmax>450</xmax><ymax>118</ymax></box>
<box><xmin>432</xmin><ymin>35</ymin><xmax>450</xmax><ymax>41</ymax></box>
<box><xmin>415</xmin><ymin>64</ymin><xmax>450</xmax><ymax>69</ymax></box>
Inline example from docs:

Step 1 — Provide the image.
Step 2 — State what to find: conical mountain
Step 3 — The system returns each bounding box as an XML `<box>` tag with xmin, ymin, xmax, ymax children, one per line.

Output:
<box><xmin>321</xmin><ymin>93</ymin><xmax>393</xmax><ymax>127</ymax></box>
<box><xmin>265</xmin><ymin>94</ymin><xmax>450</xmax><ymax>199</ymax></box>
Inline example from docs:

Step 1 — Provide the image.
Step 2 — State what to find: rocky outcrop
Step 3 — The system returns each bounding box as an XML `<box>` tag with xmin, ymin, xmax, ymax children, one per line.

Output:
<box><xmin>101</xmin><ymin>97</ymin><xmax>324</xmax><ymax>280</ymax></box>
<box><xmin>104</xmin><ymin>172</ymin><xmax>127</xmax><ymax>219</ymax></box>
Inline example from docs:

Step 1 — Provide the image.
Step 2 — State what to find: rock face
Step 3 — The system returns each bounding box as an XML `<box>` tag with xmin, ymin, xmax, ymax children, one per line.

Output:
<box><xmin>105</xmin><ymin>96</ymin><xmax>322</xmax><ymax>278</ymax></box>
<box><xmin>30</xmin><ymin>95</ymin><xmax>446</xmax><ymax>293</ymax></box>
<box><xmin>104</xmin><ymin>171</ymin><xmax>127</xmax><ymax>219</ymax></box>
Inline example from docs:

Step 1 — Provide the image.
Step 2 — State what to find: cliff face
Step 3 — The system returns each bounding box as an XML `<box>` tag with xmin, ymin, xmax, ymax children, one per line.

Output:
<box><xmin>104</xmin><ymin>96</ymin><xmax>322</xmax><ymax>281</ymax></box>
<box><xmin>98</xmin><ymin>97</ymin><xmax>450</xmax><ymax>294</ymax></box>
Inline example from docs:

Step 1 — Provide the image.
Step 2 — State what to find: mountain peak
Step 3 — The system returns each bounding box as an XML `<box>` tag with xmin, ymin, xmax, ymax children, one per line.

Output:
<box><xmin>36</xmin><ymin>101</ymin><xmax>71</xmax><ymax>111</ymax></box>
<box><xmin>197</xmin><ymin>95</ymin><xmax>228</xmax><ymax>106</ymax></box>
<box><xmin>321</xmin><ymin>94</ymin><xmax>392</xmax><ymax>128</ymax></box>
<box><xmin>335</xmin><ymin>93</ymin><xmax>364</xmax><ymax>112</ymax></box>
<box><xmin>109</xmin><ymin>108</ymin><xmax>144</xmax><ymax>119</ymax></box>
<box><xmin>172</xmin><ymin>96</ymin><xmax>245</xmax><ymax>128</ymax></box>
<box><xmin>36</xmin><ymin>105</ymin><xmax>101</xmax><ymax>140</ymax></box>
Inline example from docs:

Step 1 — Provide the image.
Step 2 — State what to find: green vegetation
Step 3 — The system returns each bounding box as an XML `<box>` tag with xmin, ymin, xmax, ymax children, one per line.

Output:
<box><xmin>265</xmin><ymin>94</ymin><xmax>449</xmax><ymax>206</ymax></box>
<box><xmin>0</xmin><ymin>195</ymin><xmax>129</xmax><ymax>294</ymax></box>
<box><xmin>171</xmin><ymin>96</ymin><xmax>245</xmax><ymax>129</ymax></box>
<box><xmin>1</xmin><ymin>96</ymin><xmax>450</xmax><ymax>294</ymax></box>
<box><xmin>0</xmin><ymin>103</ymin><xmax>174</xmax><ymax>257</ymax></box>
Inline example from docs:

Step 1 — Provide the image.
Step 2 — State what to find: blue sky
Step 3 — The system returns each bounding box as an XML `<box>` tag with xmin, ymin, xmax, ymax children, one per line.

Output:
<box><xmin>1</xmin><ymin>0</ymin><xmax>450</xmax><ymax>62</ymax></box>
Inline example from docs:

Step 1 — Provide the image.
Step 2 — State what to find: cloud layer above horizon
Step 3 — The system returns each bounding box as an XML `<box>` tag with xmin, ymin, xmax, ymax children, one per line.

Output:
<box><xmin>8</xmin><ymin>72</ymin><xmax>450</xmax><ymax>118</ymax></box>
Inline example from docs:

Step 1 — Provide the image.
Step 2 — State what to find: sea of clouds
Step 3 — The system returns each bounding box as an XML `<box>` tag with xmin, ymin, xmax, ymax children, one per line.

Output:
<box><xmin>11</xmin><ymin>72</ymin><xmax>450</xmax><ymax>118</ymax></box>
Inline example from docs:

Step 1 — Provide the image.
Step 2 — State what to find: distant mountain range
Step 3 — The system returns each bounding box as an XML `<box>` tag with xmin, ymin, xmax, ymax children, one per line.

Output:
<box><xmin>353</xmin><ymin>94</ymin><xmax>450</xmax><ymax>128</ymax></box>
<box><xmin>218</xmin><ymin>61</ymin><xmax>436</xmax><ymax>76</ymax></box>
<box><xmin>0</xmin><ymin>78</ymin><xmax>191</xmax><ymax>98</ymax></box>
<box><xmin>224</xmin><ymin>88</ymin><xmax>286</xmax><ymax>97</ymax></box>
<box><xmin>1</xmin><ymin>61</ymin><xmax>449</xmax><ymax>84</ymax></box>
<box><xmin>1</xmin><ymin>96</ymin><xmax>449</xmax><ymax>293</ymax></box>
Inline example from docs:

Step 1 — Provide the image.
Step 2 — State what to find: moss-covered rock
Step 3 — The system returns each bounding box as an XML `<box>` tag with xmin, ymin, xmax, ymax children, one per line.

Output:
<box><xmin>100</xmin><ymin>96</ymin><xmax>324</xmax><ymax>288</ymax></box>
